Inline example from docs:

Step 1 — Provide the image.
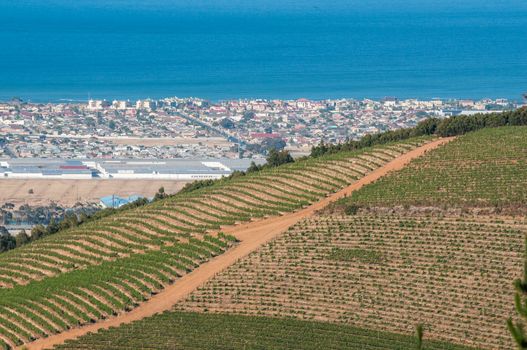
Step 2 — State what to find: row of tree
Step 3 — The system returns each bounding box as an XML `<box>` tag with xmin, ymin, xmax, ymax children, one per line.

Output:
<box><xmin>247</xmin><ymin>149</ymin><xmax>294</xmax><ymax>173</ymax></box>
<box><xmin>311</xmin><ymin>107</ymin><xmax>527</xmax><ymax>157</ymax></box>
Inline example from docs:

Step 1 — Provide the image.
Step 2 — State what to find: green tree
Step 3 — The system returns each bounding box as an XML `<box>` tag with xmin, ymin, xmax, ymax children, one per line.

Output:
<box><xmin>46</xmin><ymin>217</ymin><xmax>60</xmax><ymax>235</ymax></box>
<box><xmin>154</xmin><ymin>187</ymin><xmax>168</xmax><ymax>201</ymax></box>
<box><xmin>508</xmin><ymin>235</ymin><xmax>527</xmax><ymax>349</ymax></box>
<box><xmin>59</xmin><ymin>213</ymin><xmax>79</xmax><ymax>231</ymax></box>
<box><xmin>0</xmin><ymin>227</ymin><xmax>16</xmax><ymax>253</ymax></box>
<box><xmin>15</xmin><ymin>229</ymin><xmax>30</xmax><ymax>247</ymax></box>
<box><xmin>79</xmin><ymin>212</ymin><xmax>89</xmax><ymax>224</ymax></box>
<box><xmin>413</xmin><ymin>118</ymin><xmax>440</xmax><ymax>136</ymax></box>
<box><xmin>311</xmin><ymin>140</ymin><xmax>329</xmax><ymax>158</ymax></box>
<box><xmin>246</xmin><ymin>161</ymin><xmax>262</xmax><ymax>173</ymax></box>
<box><xmin>266</xmin><ymin>149</ymin><xmax>294</xmax><ymax>167</ymax></box>
<box><xmin>179</xmin><ymin>180</ymin><xmax>215</xmax><ymax>195</ymax></box>
<box><xmin>416</xmin><ymin>324</ymin><xmax>424</xmax><ymax>350</ymax></box>
<box><xmin>31</xmin><ymin>224</ymin><xmax>47</xmax><ymax>240</ymax></box>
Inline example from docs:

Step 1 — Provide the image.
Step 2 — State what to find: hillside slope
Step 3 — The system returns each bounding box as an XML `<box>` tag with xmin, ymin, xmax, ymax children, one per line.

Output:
<box><xmin>54</xmin><ymin>311</ymin><xmax>473</xmax><ymax>350</ymax></box>
<box><xmin>170</xmin><ymin>126</ymin><xmax>527</xmax><ymax>349</ymax></box>
<box><xmin>343</xmin><ymin>126</ymin><xmax>527</xmax><ymax>211</ymax></box>
<box><xmin>60</xmin><ymin>126</ymin><xmax>527</xmax><ymax>350</ymax></box>
<box><xmin>0</xmin><ymin>138</ymin><xmax>432</xmax><ymax>349</ymax></box>
<box><xmin>174</xmin><ymin>214</ymin><xmax>523</xmax><ymax>349</ymax></box>
<box><xmin>34</xmin><ymin>138</ymin><xmax>469</xmax><ymax>350</ymax></box>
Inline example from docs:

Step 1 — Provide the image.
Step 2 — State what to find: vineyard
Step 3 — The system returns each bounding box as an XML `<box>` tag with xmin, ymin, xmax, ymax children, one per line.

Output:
<box><xmin>0</xmin><ymin>138</ymin><xmax>429</xmax><ymax>349</ymax></box>
<box><xmin>174</xmin><ymin>214</ymin><xmax>526</xmax><ymax>349</ymax></box>
<box><xmin>343</xmin><ymin>126</ymin><xmax>527</xmax><ymax>209</ymax></box>
<box><xmin>54</xmin><ymin>311</ymin><xmax>474</xmax><ymax>350</ymax></box>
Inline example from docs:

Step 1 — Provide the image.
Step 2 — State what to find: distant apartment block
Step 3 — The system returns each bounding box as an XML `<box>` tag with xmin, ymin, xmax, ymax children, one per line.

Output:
<box><xmin>87</xmin><ymin>99</ymin><xmax>111</xmax><ymax>110</ymax></box>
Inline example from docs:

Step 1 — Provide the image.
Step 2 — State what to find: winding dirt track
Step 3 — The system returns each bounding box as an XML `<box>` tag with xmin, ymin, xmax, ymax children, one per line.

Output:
<box><xmin>23</xmin><ymin>137</ymin><xmax>453</xmax><ymax>350</ymax></box>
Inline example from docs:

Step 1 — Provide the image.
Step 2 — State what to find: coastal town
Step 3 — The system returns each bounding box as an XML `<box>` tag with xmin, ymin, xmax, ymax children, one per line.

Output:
<box><xmin>0</xmin><ymin>96</ymin><xmax>522</xmax><ymax>160</ymax></box>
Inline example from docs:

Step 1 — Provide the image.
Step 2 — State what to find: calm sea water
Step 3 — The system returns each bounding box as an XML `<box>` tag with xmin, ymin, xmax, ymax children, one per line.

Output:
<box><xmin>0</xmin><ymin>5</ymin><xmax>526</xmax><ymax>101</ymax></box>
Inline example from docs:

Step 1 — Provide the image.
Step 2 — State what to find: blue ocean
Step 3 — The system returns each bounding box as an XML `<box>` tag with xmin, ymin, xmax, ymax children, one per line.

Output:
<box><xmin>0</xmin><ymin>1</ymin><xmax>526</xmax><ymax>101</ymax></box>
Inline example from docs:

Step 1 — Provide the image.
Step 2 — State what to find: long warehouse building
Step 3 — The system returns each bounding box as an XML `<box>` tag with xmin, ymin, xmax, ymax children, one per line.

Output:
<box><xmin>0</xmin><ymin>158</ymin><xmax>261</xmax><ymax>180</ymax></box>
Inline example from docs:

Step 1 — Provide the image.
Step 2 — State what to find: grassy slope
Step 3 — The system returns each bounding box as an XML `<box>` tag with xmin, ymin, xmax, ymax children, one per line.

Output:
<box><xmin>343</xmin><ymin>126</ymin><xmax>527</xmax><ymax>209</ymax></box>
<box><xmin>53</xmin><ymin>136</ymin><xmax>477</xmax><ymax>350</ymax></box>
<box><xmin>0</xmin><ymin>138</ymin><xmax>429</xmax><ymax>349</ymax></box>
<box><xmin>60</xmin><ymin>125</ymin><xmax>527</xmax><ymax>350</ymax></box>
<box><xmin>161</xmin><ymin>126</ymin><xmax>527</xmax><ymax>350</ymax></box>
<box><xmin>173</xmin><ymin>214</ymin><xmax>523</xmax><ymax>349</ymax></box>
<box><xmin>54</xmin><ymin>311</ymin><xmax>474</xmax><ymax>350</ymax></box>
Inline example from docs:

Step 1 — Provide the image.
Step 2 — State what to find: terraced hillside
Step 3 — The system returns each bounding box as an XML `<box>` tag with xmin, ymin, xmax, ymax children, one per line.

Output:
<box><xmin>344</xmin><ymin>126</ymin><xmax>527</xmax><ymax>210</ymax></box>
<box><xmin>173</xmin><ymin>214</ymin><xmax>525</xmax><ymax>349</ymax></box>
<box><xmin>0</xmin><ymin>138</ymin><xmax>430</xmax><ymax>349</ymax></box>
<box><xmin>54</xmin><ymin>311</ymin><xmax>474</xmax><ymax>350</ymax></box>
<box><xmin>162</xmin><ymin>126</ymin><xmax>527</xmax><ymax>349</ymax></box>
<box><xmin>41</xmin><ymin>125</ymin><xmax>527</xmax><ymax>350</ymax></box>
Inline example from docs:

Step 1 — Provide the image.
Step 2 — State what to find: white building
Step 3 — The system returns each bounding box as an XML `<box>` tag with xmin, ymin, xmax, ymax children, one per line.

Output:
<box><xmin>87</xmin><ymin>100</ymin><xmax>110</xmax><ymax>110</ymax></box>
<box><xmin>112</xmin><ymin>100</ymin><xmax>131</xmax><ymax>110</ymax></box>
<box><xmin>136</xmin><ymin>100</ymin><xmax>157</xmax><ymax>111</ymax></box>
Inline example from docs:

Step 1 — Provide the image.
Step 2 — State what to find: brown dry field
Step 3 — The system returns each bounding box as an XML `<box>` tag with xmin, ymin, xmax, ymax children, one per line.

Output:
<box><xmin>23</xmin><ymin>137</ymin><xmax>453</xmax><ymax>350</ymax></box>
<box><xmin>0</xmin><ymin>179</ymin><xmax>188</xmax><ymax>207</ymax></box>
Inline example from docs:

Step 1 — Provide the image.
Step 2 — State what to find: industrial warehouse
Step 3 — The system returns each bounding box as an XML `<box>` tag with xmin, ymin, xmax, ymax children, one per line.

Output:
<box><xmin>0</xmin><ymin>158</ymin><xmax>258</xmax><ymax>180</ymax></box>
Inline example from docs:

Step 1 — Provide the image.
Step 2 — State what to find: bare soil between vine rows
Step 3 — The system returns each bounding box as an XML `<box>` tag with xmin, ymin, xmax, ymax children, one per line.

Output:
<box><xmin>23</xmin><ymin>137</ymin><xmax>453</xmax><ymax>350</ymax></box>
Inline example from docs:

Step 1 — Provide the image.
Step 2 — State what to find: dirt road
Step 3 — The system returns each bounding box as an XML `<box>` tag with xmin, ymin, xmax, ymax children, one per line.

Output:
<box><xmin>22</xmin><ymin>137</ymin><xmax>452</xmax><ymax>350</ymax></box>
